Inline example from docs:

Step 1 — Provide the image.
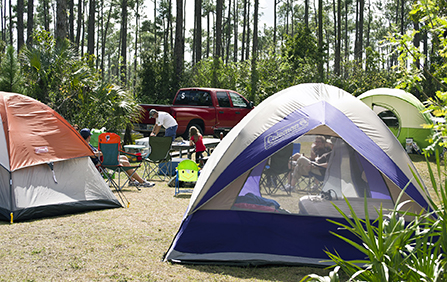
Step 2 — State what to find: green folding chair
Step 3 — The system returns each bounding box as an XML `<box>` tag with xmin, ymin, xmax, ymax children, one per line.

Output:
<box><xmin>142</xmin><ymin>136</ymin><xmax>173</xmax><ymax>181</ymax></box>
<box><xmin>174</xmin><ymin>159</ymin><xmax>199</xmax><ymax>196</ymax></box>
<box><xmin>98</xmin><ymin>132</ymin><xmax>142</xmax><ymax>194</ymax></box>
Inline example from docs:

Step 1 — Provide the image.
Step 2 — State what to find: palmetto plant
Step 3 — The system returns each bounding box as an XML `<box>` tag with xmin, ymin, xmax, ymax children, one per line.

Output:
<box><xmin>17</xmin><ymin>30</ymin><xmax>140</xmax><ymax>133</ymax></box>
<box><xmin>302</xmin><ymin>154</ymin><xmax>446</xmax><ymax>282</ymax></box>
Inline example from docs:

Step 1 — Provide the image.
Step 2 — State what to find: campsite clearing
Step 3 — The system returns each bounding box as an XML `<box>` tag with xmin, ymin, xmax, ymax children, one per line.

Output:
<box><xmin>0</xmin><ymin>174</ymin><xmax>331</xmax><ymax>281</ymax></box>
<box><xmin>0</xmin><ymin>154</ymin><xmax>436</xmax><ymax>281</ymax></box>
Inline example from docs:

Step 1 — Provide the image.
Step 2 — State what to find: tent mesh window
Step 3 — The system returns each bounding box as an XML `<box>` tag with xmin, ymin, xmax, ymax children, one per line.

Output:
<box><xmin>231</xmin><ymin>134</ymin><xmax>394</xmax><ymax>219</ymax></box>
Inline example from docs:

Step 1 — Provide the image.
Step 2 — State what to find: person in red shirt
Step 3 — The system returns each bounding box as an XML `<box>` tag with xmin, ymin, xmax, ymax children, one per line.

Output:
<box><xmin>189</xmin><ymin>126</ymin><xmax>206</xmax><ymax>166</ymax></box>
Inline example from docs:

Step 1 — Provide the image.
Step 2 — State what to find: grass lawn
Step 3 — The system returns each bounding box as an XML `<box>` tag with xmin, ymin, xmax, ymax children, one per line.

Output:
<box><xmin>0</xmin><ymin>154</ymin><xmax>439</xmax><ymax>281</ymax></box>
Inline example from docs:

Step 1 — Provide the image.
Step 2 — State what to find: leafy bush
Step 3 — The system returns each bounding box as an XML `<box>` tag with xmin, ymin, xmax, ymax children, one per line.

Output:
<box><xmin>302</xmin><ymin>154</ymin><xmax>446</xmax><ymax>282</ymax></box>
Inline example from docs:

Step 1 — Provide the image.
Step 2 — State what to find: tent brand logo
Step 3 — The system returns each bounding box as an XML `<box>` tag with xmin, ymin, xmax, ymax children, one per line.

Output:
<box><xmin>34</xmin><ymin>146</ymin><xmax>49</xmax><ymax>154</ymax></box>
<box><xmin>264</xmin><ymin>117</ymin><xmax>309</xmax><ymax>149</ymax></box>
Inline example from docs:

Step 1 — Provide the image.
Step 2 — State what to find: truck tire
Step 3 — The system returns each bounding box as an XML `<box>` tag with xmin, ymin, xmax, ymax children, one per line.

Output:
<box><xmin>183</xmin><ymin>123</ymin><xmax>203</xmax><ymax>140</ymax></box>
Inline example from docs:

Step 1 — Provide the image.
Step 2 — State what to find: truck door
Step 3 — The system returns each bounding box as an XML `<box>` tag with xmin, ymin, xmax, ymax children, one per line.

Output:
<box><xmin>216</xmin><ymin>91</ymin><xmax>233</xmax><ymax>129</ymax></box>
<box><xmin>228</xmin><ymin>92</ymin><xmax>252</xmax><ymax>125</ymax></box>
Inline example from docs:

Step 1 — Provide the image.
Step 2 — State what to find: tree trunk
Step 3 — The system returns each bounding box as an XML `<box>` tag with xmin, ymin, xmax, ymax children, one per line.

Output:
<box><xmin>233</xmin><ymin>0</ymin><xmax>238</xmax><ymax>62</ymax></box>
<box><xmin>101</xmin><ymin>3</ymin><xmax>112</xmax><ymax>76</ymax></box>
<box><xmin>318</xmin><ymin>0</ymin><xmax>323</xmax><ymax>80</ymax></box>
<box><xmin>194</xmin><ymin>0</ymin><xmax>202</xmax><ymax>64</ymax></box>
<box><xmin>56</xmin><ymin>0</ymin><xmax>68</xmax><ymax>46</ymax></box>
<box><xmin>87</xmin><ymin>0</ymin><xmax>95</xmax><ymax>55</ymax></box>
<box><xmin>273</xmin><ymin>0</ymin><xmax>277</xmax><ymax>49</ymax></box>
<box><xmin>213</xmin><ymin>0</ymin><xmax>223</xmax><ymax>87</ymax></box>
<box><xmin>250</xmin><ymin>0</ymin><xmax>258</xmax><ymax>102</ymax></box>
<box><xmin>174</xmin><ymin>0</ymin><xmax>184</xmax><ymax>89</ymax></box>
<box><xmin>120</xmin><ymin>0</ymin><xmax>128</xmax><ymax>85</ymax></box>
<box><xmin>43</xmin><ymin>0</ymin><xmax>49</xmax><ymax>31</ymax></box>
<box><xmin>334</xmin><ymin>0</ymin><xmax>340</xmax><ymax>75</ymax></box>
<box><xmin>354</xmin><ymin>0</ymin><xmax>364</xmax><ymax>64</ymax></box>
<box><xmin>225</xmin><ymin>0</ymin><xmax>231</xmax><ymax>64</ymax></box>
<box><xmin>154</xmin><ymin>0</ymin><xmax>157</xmax><ymax>47</ymax></box>
<box><xmin>68</xmin><ymin>0</ymin><xmax>74</xmax><ymax>41</ymax></box>
<box><xmin>215</xmin><ymin>0</ymin><xmax>222</xmax><ymax>58</ymax></box>
<box><xmin>285</xmin><ymin>0</ymin><xmax>289</xmax><ymax>35</ymax></box>
<box><xmin>1</xmin><ymin>0</ymin><xmax>4</xmax><ymax>42</ymax></box>
<box><xmin>241</xmin><ymin>0</ymin><xmax>247</xmax><ymax>61</ymax></box>
<box><xmin>206</xmin><ymin>7</ymin><xmax>210</xmax><ymax>58</ymax></box>
<box><xmin>75</xmin><ymin>0</ymin><xmax>82</xmax><ymax>48</ymax></box>
<box><xmin>17</xmin><ymin>0</ymin><xmax>24</xmax><ymax>50</ymax></box>
<box><xmin>305</xmin><ymin>0</ymin><xmax>308</xmax><ymax>28</ymax></box>
<box><xmin>169</xmin><ymin>0</ymin><xmax>173</xmax><ymax>55</ymax></box>
<box><xmin>27</xmin><ymin>0</ymin><xmax>34</xmax><ymax>45</ymax></box>
<box><xmin>134</xmin><ymin>0</ymin><xmax>140</xmax><ymax>88</ymax></box>
<box><xmin>245</xmin><ymin>1</ymin><xmax>250</xmax><ymax>60</ymax></box>
<box><xmin>9</xmin><ymin>0</ymin><xmax>12</xmax><ymax>45</ymax></box>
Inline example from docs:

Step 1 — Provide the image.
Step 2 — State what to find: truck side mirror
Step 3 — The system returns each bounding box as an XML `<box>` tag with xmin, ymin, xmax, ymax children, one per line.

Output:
<box><xmin>249</xmin><ymin>101</ymin><xmax>254</xmax><ymax>108</ymax></box>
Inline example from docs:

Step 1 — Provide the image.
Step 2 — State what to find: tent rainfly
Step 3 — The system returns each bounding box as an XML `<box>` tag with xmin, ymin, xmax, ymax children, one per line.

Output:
<box><xmin>358</xmin><ymin>88</ymin><xmax>433</xmax><ymax>150</ymax></box>
<box><xmin>164</xmin><ymin>83</ymin><xmax>434</xmax><ymax>266</ymax></box>
<box><xmin>0</xmin><ymin>92</ymin><xmax>121</xmax><ymax>222</ymax></box>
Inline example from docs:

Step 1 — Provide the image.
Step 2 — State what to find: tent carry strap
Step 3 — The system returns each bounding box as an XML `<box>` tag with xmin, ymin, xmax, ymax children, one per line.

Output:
<box><xmin>47</xmin><ymin>162</ymin><xmax>58</xmax><ymax>183</ymax></box>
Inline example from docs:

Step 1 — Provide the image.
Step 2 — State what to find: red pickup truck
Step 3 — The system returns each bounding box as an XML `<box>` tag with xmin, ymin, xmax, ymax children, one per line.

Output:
<box><xmin>135</xmin><ymin>87</ymin><xmax>254</xmax><ymax>139</ymax></box>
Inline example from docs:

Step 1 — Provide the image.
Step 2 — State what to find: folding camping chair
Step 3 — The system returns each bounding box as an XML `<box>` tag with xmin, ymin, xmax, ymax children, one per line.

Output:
<box><xmin>142</xmin><ymin>136</ymin><xmax>173</xmax><ymax>181</ymax></box>
<box><xmin>174</xmin><ymin>159</ymin><xmax>199</xmax><ymax>196</ymax></box>
<box><xmin>260</xmin><ymin>143</ymin><xmax>294</xmax><ymax>195</ymax></box>
<box><xmin>98</xmin><ymin>132</ymin><xmax>142</xmax><ymax>192</ymax></box>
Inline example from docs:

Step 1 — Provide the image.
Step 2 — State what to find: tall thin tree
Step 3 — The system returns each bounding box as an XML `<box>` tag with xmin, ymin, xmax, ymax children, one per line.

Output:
<box><xmin>17</xmin><ymin>0</ymin><xmax>24</xmax><ymax>50</ymax></box>
<box><xmin>213</xmin><ymin>0</ymin><xmax>223</xmax><ymax>87</ymax></box>
<box><xmin>193</xmin><ymin>0</ymin><xmax>202</xmax><ymax>64</ymax></box>
<box><xmin>68</xmin><ymin>0</ymin><xmax>74</xmax><ymax>41</ymax></box>
<box><xmin>250</xmin><ymin>0</ymin><xmax>258</xmax><ymax>102</ymax></box>
<box><xmin>56</xmin><ymin>0</ymin><xmax>68</xmax><ymax>46</ymax></box>
<box><xmin>27</xmin><ymin>0</ymin><xmax>34</xmax><ymax>45</ymax></box>
<box><xmin>241</xmin><ymin>0</ymin><xmax>247</xmax><ymax>61</ymax></box>
<box><xmin>120</xmin><ymin>0</ymin><xmax>128</xmax><ymax>84</ymax></box>
<box><xmin>233</xmin><ymin>0</ymin><xmax>238</xmax><ymax>62</ymax></box>
<box><xmin>87</xmin><ymin>0</ymin><xmax>95</xmax><ymax>55</ymax></box>
<box><xmin>317</xmin><ymin>0</ymin><xmax>323</xmax><ymax>80</ymax></box>
<box><xmin>174</xmin><ymin>0</ymin><xmax>184</xmax><ymax>88</ymax></box>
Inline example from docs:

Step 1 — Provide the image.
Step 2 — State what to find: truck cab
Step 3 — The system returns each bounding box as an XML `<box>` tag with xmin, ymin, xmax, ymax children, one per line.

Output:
<box><xmin>136</xmin><ymin>88</ymin><xmax>254</xmax><ymax>139</ymax></box>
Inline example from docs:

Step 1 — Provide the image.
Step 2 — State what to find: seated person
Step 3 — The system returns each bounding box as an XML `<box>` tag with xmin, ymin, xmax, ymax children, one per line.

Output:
<box><xmin>80</xmin><ymin>128</ymin><xmax>155</xmax><ymax>188</ymax></box>
<box><xmin>287</xmin><ymin>138</ymin><xmax>333</xmax><ymax>191</ymax></box>
<box><xmin>310</xmin><ymin>135</ymin><xmax>332</xmax><ymax>161</ymax></box>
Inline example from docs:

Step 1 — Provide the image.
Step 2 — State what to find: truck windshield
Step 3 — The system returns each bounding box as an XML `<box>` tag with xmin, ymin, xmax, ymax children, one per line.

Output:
<box><xmin>174</xmin><ymin>90</ymin><xmax>212</xmax><ymax>106</ymax></box>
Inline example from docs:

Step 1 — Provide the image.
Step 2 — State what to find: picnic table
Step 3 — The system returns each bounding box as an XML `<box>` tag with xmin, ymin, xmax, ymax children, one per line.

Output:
<box><xmin>171</xmin><ymin>138</ymin><xmax>220</xmax><ymax>159</ymax></box>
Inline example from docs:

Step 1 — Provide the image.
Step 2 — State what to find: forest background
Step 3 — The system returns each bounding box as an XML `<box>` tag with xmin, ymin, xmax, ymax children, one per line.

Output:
<box><xmin>0</xmin><ymin>0</ymin><xmax>445</xmax><ymax>146</ymax></box>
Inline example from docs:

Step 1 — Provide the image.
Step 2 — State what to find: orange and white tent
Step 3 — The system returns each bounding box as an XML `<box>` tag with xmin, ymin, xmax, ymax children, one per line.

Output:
<box><xmin>0</xmin><ymin>92</ymin><xmax>121</xmax><ymax>222</ymax></box>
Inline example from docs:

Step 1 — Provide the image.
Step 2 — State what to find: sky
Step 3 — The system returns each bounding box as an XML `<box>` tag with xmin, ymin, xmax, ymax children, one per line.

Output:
<box><xmin>143</xmin><ymin>0</ymin><xmax>275</xmax><ymax>37</ymax></box>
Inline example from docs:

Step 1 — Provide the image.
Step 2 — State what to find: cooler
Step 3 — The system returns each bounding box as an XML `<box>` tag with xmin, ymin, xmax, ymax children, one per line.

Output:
<box><xmin>159</xmin><ymin>158</ymin><xmax>188</xmax><ymax>176</ymax></box>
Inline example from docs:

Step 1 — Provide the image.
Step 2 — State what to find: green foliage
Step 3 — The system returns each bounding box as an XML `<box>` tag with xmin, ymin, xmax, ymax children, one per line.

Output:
<box><xmin>14</xmin><ymin>30</ymin><xmax>139</xmax><ymax>133</ymax></box>
<box><xmin>136</xmin><ymin>51</ymin><xmax>176</xmax><ymax>104</ymax></box>
<box><xmin>281</xmin><ymin>24</ymin><xmax>321</xmax><ymax>74</ymax></box>
<box><xmin>0</xmin><ymin>45</ymin><xmax>24</xmax><ymax>93</ymax></box>
<box><xmin>328</xmin><ymin>59</ymin><xmax>397</xmax><ymax>97</ymax></box>
<box><xmin>385</xmin><ymin>0</ymin><xmax>447</xmax><ymax>150</ymax></box>
<box><xmin>303</xmin><ymin>175</ymin><xmax>446</xmax><ymax>281</ymax></box>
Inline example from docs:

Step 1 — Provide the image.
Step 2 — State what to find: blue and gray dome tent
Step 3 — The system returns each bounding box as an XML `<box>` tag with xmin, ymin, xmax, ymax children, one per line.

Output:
<box><xmin>164</xmin><ymin>83</ymin><xmax>434</xmax><ymax>266</ymax></box>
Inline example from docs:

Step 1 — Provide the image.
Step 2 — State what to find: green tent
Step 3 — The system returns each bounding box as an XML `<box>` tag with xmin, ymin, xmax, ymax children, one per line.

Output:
<box><xmin>358</xmin><ymin>88</ymin><xmax>433</xmax><ymax>151</ymax></box>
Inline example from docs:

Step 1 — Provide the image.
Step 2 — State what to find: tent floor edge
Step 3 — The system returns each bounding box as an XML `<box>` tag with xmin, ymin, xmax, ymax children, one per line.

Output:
<box><xmin>0</xmin><ymin>199</ymin><xmax>122</xmax><ymax>222</ymax></box>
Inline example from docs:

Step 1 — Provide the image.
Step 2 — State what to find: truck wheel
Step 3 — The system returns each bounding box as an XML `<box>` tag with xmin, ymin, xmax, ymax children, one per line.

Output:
<box><xmin>183</xmin><ymin>124</ymin><xmax>203</xmax><ymax>140</ymax></box>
